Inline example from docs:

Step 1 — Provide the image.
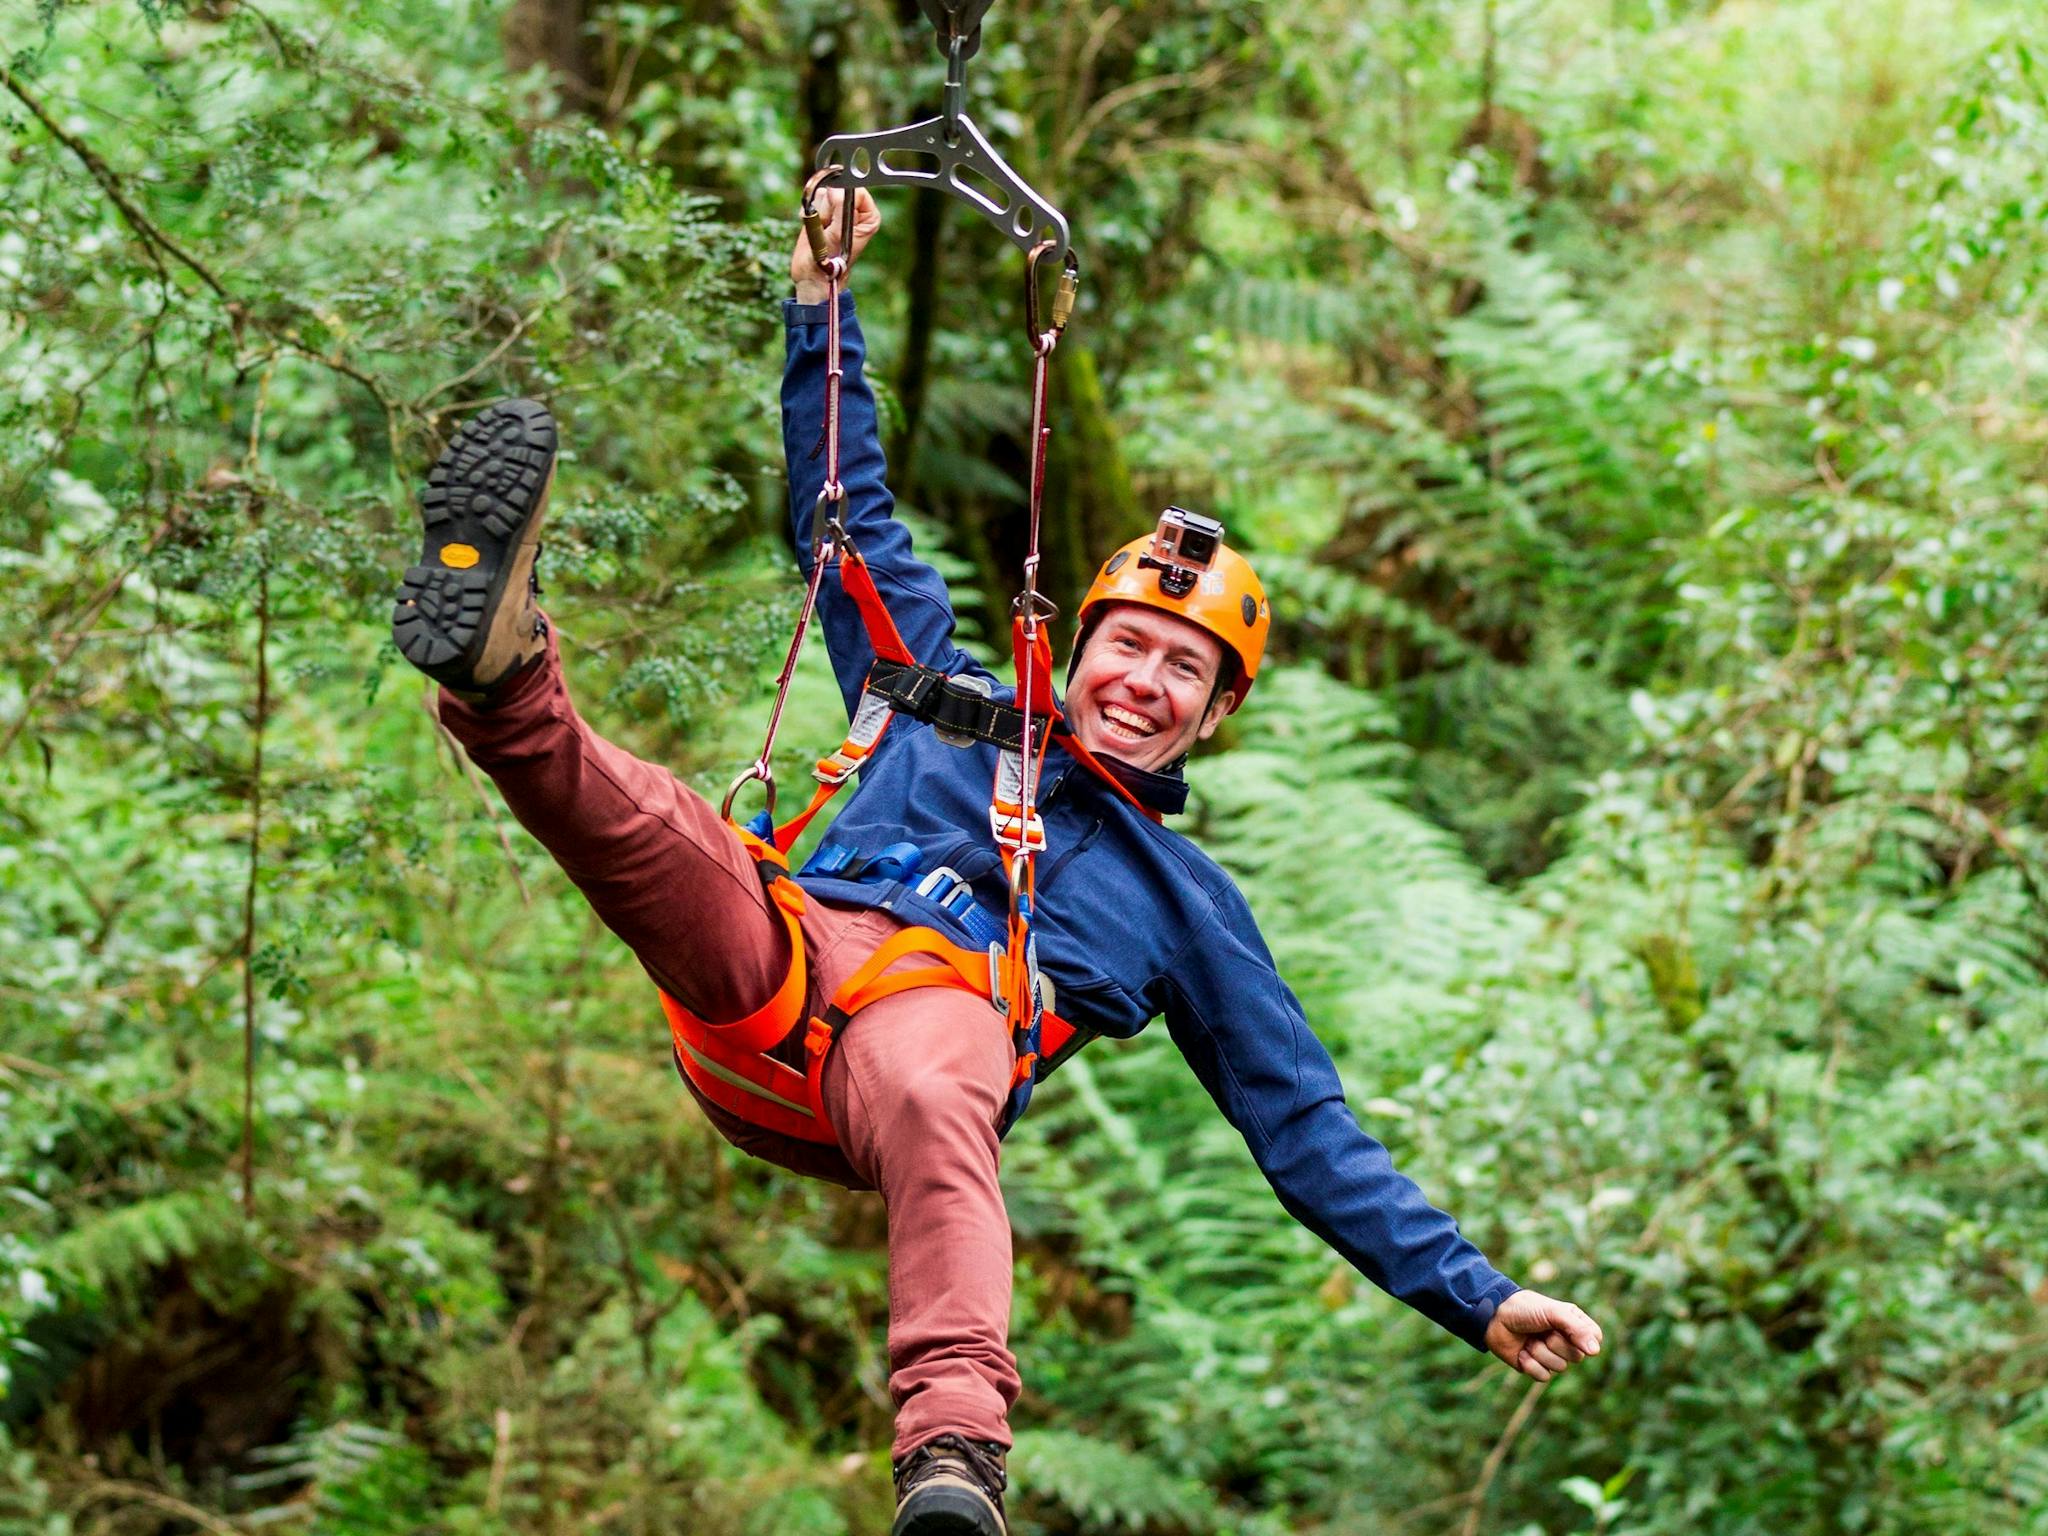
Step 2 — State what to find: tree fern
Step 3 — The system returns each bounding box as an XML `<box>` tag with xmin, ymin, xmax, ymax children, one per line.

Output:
<box><xmin>1011</xmin><ymin>1427</ymin><xmax>1293</xmax><ymax>1536</ymax></box>
<box><xmin>33</xmin><ymin>1190</ymin><xmax>250</xmax><ymax>1317</ymax></box>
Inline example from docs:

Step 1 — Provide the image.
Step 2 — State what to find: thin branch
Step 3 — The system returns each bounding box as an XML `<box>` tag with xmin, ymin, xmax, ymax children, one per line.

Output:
<box><xmin>0</xmin><ymin>1050</ymin><xmax>66</xmax><ymax>1081</ymax></box>
<box><xmin>241</xmin><ymin>542</ymin><xmax>271</xmax><ymax>1217</ymax></box>
<box><xmin>1</xmin><ymin>504</ymin><xmax>185</xmax><ymax>759</ymax></box>
<box><xmin>486</xmin><ymin>1407</ymin><xmax>515</xmax><ymax>1515</ymax></box>
<box><xmin>415</xmin><ymin>298</ymin><xmax>548</xmax><ymax>412</ymax></box>
<box><xmin>1056</xmin><ymin>58</ymin><xmax>1234</xmax><ymax>173</ymax></box>
<box><xmin>1458</xmin><ymin>1378</ymin><xmax>1548</xmax><ymax>1536</ymax></box>
<box><xmin>0</xmin><ymin>63</ymin><xmax>408</xmax><ymax>438</ymax></box>
<box><xmin>70</xmin><ymin>1478</ymin><xmax>250</xmax><ymax>1536</ymax></box>
<box><xmin>425</xmin><ymin>689</ymin><xmax>536</xmax><ymax>907</ymax></box>
<box><xmin>0</xmin><ymin>61</ymin><xmax>235</xmax><ymax>304</ymax></box>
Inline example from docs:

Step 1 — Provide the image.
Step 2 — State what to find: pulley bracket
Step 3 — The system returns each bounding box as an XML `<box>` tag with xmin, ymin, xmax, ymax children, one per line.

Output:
<box><xmin>814</xmin><ymin>114</ymin><xmax>1072</xmax><ymax>267</ymax></box>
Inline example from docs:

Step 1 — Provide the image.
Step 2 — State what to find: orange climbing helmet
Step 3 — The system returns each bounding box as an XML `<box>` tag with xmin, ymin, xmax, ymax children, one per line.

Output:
<box><xmin>1076</xmin><ymin>508</ymin><xmax>1269</xmax><ymax>713</ymax></box>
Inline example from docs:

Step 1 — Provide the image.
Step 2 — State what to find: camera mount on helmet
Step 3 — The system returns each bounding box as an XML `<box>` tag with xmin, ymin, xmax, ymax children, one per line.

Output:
<box><xmin>1136</xmin><ymin>507</ymin><xmax>1225</xmax><ymax>599</ymax></box>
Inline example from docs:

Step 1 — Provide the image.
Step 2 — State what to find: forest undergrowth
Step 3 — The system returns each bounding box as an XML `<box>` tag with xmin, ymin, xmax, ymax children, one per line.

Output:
<box><xmin>2</xmin><ymin>1</ymin><xmax>2045</xmax><ymax>1533</ymax></box>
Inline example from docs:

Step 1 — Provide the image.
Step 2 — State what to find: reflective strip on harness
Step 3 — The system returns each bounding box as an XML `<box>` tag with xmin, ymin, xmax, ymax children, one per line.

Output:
<box><xmin>815</xmin><ymin>687</ymin><xmax>895</xmax><ymax>785</ymax></box>
<box><xmin>677</xmin><ymin>1037</ymin><xmax>817</xmax><ymax>1118</ymax></box>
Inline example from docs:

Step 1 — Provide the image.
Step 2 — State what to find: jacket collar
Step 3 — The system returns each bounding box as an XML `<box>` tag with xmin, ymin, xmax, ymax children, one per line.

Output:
<box><xmin>1087</xmin><ymin>750</ymin><xmax>1189</xmax><ymax>816</ymax></box>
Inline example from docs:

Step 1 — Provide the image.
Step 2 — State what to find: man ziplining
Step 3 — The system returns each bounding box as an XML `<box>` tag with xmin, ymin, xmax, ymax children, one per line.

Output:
<box><xmin>389</xmin><ymin>13</ymin><xmax>1602</xmax><ymax>1530</ymax></box>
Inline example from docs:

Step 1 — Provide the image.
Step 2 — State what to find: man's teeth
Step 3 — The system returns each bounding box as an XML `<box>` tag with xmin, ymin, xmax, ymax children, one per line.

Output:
<box><xmin>1103</xmin><ymin>706</ymin><xmax>1157</xmax><ymax>735</ymax></box>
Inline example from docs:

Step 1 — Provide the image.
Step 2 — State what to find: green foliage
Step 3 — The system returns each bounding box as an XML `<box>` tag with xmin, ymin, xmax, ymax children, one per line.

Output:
<box><xmin>5</xmin><ymin>1</ymin><xmax>2048</xmax><ymax>1534</ymax></box>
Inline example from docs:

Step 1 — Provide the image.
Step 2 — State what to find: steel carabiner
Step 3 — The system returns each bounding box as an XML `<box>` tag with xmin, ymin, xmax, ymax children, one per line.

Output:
<box><xmin>1024</xmin><ymin>240</ymin><xmax>1080</xmax><ymax>355</ymax></box>
<box><xmin>801</xmin><ymin>164</ymin><xmax>861</xmax><ymax>281</ymax></box>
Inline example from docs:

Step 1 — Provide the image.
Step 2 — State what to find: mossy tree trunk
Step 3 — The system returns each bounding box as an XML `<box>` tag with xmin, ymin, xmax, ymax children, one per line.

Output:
<box><xmin>1041</xmin><ymin>339</ymin><xmax>1144</xmax><ymax>656</ymax></box>
<box><xmin>889</xmin><ymin>189</ymin><xmax>949</xmax><ymax>507</ymax></box>
<box><xmin>503</xmin><ymin>0</ymin><xmax>603</xmax><ymax>114</ymax></box>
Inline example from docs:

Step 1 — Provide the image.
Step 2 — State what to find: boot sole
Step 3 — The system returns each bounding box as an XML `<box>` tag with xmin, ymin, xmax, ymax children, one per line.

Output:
<box><xmin>890</xmin><ymin>1487</ymin><xmax>1005</xmax><ymax>1536</ymax></box>
<box><xmin>391</xmin><ymin>399</ymin><xmax>557</xmax><ymax>689</ymax></box>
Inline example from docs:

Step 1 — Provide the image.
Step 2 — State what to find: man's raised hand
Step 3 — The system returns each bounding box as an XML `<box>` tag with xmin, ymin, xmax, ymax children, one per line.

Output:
<box><xmin>1482</xmin><ymin>1290</ymin><xmax>1604</xmax><ymax>1383</ymax></box>
<box><xmin>792</xmin><ymin>187</ymin><xmax>882</xmax><ymax>306</ymax></box>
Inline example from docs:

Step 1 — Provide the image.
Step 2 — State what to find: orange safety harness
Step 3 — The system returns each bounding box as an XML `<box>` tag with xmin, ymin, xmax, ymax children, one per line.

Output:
<box><xmin>660</xmin><ymin>165</ymin><xmax>1149</xmax><ymax>1145</ymax></box>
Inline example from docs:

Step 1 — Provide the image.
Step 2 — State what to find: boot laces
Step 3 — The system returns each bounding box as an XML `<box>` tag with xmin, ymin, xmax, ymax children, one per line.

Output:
<box><xmin>529</xmin><ymin>543</ymin><xmax>548</xmax><ymax>640</ymax></box>
<box><xmin>895</xmin><ymin>1434</ymin><xmax>1007</xmax><ymax>1506</ymax></box>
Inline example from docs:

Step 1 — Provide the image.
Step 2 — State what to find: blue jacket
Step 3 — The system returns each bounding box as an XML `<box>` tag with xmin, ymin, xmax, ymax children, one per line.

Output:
<box><xmin>781</xmin><ymin>294</ymin><xmax>1518</xmax><ymax>1350</ymax></box>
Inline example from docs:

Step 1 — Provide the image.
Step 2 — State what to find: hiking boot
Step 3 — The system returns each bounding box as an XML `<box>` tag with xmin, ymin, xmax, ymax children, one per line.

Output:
<box><xmin>891</xmin><ymin>1435</ymin><xmax>1007</xmax><ymax>1536</ymax></box>
<box><xmin>391</xmin><ymin>398</ymin><xmax>557</xmax><ymax>696</ymax></box>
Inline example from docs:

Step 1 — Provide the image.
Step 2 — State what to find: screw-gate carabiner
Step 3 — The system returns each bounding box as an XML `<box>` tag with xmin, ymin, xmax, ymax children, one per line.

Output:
<box><xmin>1024</xmin><ymin>241</ymin><xmax>1080</xmax><ymax>355</ymax></box>
<box><xmin>801</xmin><ymin>164</ymin><xmax>860</xmax><ymax>281</ymax></box>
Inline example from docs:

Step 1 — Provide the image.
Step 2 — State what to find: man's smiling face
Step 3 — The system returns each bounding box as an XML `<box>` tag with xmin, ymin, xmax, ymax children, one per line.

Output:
<box><xmin>1064</xmin><ymin>603</ymin><xmax>1234</xmax><ymax>773</ymax></box>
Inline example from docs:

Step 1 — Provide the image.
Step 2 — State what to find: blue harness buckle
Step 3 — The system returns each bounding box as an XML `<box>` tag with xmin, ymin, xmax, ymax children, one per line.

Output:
<box><xmin>914</xmin><ymin>865</ymin><xmax>1007</xmax><ymax>949</ymax></box>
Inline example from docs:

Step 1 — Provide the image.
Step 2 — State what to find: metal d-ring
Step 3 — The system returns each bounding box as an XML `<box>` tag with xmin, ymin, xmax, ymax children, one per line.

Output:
<box><xmin>721</xmin><ymin>760</ymin><xmax>777</xmax><ymax>825</ymax></box>
<box><xmin>1012</xmin><ymin>588</ymin><xmax>1059</xmax><ymax>625</ymax></box>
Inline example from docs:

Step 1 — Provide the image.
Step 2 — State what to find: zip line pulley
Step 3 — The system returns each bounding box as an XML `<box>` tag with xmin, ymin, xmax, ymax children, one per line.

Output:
<box><xmin>810</xmin><ymin>0</ymin><xmax>1074</xmax><ymax>271</ymax></box>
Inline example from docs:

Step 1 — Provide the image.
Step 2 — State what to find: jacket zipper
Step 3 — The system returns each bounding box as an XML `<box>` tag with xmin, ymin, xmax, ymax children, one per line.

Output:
<box><xmin>1038</xmin><ymin>816</ymin><xmax>1104</xmax><ymax>891</ymax></box>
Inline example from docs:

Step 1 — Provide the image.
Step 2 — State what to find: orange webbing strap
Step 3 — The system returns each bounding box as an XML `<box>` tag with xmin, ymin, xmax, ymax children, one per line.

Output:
<box><xmin>770</xmin><ymin>778</ymin><xmax>841</xmax><ymax>854</ymax></box>
<box><xmin>661</xmin><ymin>829</ymin><xmax>810</xmax><ymax>1059</ymax></box>
<box><xmin>835</xmin><ymin>925</ymin><xmax>993</xmax><ymax>1013</ymax></box>
<box><xmin>839</xmin><ymin>545</ymin><xmax>916</xmax><ymax>666</ymax></box>
<box><xmin>765</xmin><ymin>545</ymin><xmax>920</xmax><ymax>855</ymax></box>
<box><xmin>1010</xmin><ymin>614</ymin><xmax>1059</xmax><ymax>715</ymax></box>
<box><xmin>801</xmin><ymin>925</ymin><xmax>1002</xmax><ymax>1132</ymax></box>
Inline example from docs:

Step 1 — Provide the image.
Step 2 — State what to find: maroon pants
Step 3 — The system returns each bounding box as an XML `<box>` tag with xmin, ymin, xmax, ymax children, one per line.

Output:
<box><xmin>435</xmin><ymin>633</ymin><xmax>1020</xmax><ymax>1457</ymax></box>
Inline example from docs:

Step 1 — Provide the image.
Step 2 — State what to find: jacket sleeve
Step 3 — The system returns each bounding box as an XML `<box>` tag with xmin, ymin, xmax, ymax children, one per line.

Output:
<box><xmin>1159</xmin><ymin>887</ymin><xmax>1519</xmax><ymax>1350</ymax></box>
<box><xmin>782</xmin><ymin>292</ymin><xmax>996</xmax><ymax>718</ymax></box>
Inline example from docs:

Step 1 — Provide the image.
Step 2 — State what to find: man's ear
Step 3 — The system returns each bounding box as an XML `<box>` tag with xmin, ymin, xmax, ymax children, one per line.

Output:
<box><xmin>1194</xmin><ymin>691</ymin><xmax>1234</xmax><ymax>741</ymax></box>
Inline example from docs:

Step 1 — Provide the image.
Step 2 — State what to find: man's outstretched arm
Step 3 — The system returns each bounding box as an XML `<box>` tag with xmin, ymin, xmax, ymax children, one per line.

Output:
<box><xmin>1163</xmin><ymin>891</ymin><xmax>1602</xmax><ymax>1379</ymax></box>
<box><xmin>781</xmin><ymin>189</ymin><xmax>993</xmax><ymax>718</ymax></box>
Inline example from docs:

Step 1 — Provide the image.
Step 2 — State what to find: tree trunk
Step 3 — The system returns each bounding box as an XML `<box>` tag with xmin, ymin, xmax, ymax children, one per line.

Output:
<box><xmin>503</xmin><ymin>0</ymin><xmax>603</xmax><ymax>114</ymax></box>
<box><xmin>1042</xmin><ymin>339</ymin><xmax>1142</xmax><ymax>649</ymax></box>
<box><xmin>889</xmin><ymin>190</ymin><xmax>949</xmax><ymax>505</ymax></box>
<box><xmin>798</xmin><ymin>14</ymin><xmax>845</xmax><ymax>174</ymax></box>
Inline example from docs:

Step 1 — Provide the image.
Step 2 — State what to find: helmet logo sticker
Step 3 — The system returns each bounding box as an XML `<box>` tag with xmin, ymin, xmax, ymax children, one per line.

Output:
<box><xmin>1104</xmin><ymin>551</ymin><xmax>1129</xmax><ymax>575</ymax></box>
<box><xmin>1199</xmin><ymin>571</ymin><xmax>1225</xmax><ymax>594</ymax></box>
<box><xmin>1241</xmin><ymin>595</ymin><xmax>1257</xmax><ymax>626</ymax></box>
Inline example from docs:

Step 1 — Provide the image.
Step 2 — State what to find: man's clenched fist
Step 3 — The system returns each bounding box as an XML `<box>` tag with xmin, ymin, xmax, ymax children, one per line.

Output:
<box><xmin>1483</xmin><ymin>1290</ymin><xmax>1604</xmax><ymax>1383</ymax></box>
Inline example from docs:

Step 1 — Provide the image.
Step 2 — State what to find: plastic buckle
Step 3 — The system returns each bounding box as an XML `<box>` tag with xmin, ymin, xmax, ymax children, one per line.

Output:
<box><xmin>813</xmin><ymin>743</ymin><xmax>867</xmax><ymax>785</ymax></box>
<box><xmin>864</xmin><ymin>842</ymin><xmax>924</xmax><ymax>884</ymax></box>
<box><xmin>989</xmin><ymin>803</ymin><xmax>1047</xmax><ymax>854</ymax></box>
<box><xmin>807</xmin><ymin>842</ymin><xmax>858</xmax><ymax>877</ymax></box>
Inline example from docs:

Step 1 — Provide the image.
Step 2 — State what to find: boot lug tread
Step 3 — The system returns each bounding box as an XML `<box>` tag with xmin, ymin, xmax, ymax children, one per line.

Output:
<box><xmin>390</xmin><ymin>398</ymin><xmax>557</xmax><ymax>691</ymax></box>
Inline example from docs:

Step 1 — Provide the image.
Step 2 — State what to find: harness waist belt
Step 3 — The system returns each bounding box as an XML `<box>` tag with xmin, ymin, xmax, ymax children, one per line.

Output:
<box><xmin>865</xmin><ymin>659</ymin><xmax>1049</xmax><ymax>753</ymax></box>
<box><xmin>803</xmin><ymin>839</ymin><xmax>1009</xmax><ymax>950</ymax></box>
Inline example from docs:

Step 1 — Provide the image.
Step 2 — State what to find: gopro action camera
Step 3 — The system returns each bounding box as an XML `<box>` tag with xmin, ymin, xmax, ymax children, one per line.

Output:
<box><xmin>1140</xmin><ymin>506</ymin><xmax>1225</xmax><ymax>597</ymax></box>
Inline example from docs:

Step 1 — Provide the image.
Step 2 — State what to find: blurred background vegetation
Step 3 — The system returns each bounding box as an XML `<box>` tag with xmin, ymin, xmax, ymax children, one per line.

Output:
<box><xmin>3</xmin><ymin>0</ymin><xmax>2046</xmax><ymax>1531</ymax></box>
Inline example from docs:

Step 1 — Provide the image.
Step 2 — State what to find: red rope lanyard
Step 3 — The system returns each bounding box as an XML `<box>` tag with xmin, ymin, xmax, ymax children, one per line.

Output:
<box><xmin>722</xmin><ymin>171</ymin><xmax>860</xmax><ymax>826</ymax></box>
